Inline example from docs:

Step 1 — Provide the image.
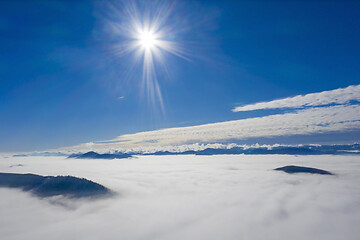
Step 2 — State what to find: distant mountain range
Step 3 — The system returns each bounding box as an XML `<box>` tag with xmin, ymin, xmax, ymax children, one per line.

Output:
<box><xmin>68</xmin><ymin>151</ymin><xmax>132</xmax><ymax>159</ymax></box>
<box><xmin>146</xmin><ymin>144</ymin><xmax>360</xmax><ymax>156</ymax></box>
<box><xmin>64</xmin><ymin>143</ymin><xmax>360</xmax><ymax>159</ymax></box>
<box><xmin>13</xmin><ymin>152</ymin><xmax>68</xmax><ymax>157</ymax></box>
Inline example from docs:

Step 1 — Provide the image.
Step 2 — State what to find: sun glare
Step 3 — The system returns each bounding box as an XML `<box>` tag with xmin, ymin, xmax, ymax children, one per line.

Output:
<box><xmin>108</xmin><ymin>1</ymin><xmax>191</xmax><ymax>115</ymax></box>
<box><xmin>138</xmin><ymin>30</ymin><xmax>157</xmax><ymax>50</ymax></box>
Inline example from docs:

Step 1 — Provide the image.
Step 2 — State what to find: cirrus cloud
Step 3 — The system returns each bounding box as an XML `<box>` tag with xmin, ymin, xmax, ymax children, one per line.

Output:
<box><xmin>232</xmin><ymin>84</ymin><xmax>360</xmax><ymax>112</ymax></box>
<box><xmin>60</xmin><ymin>104</ymin><xmax>360</xmax><ymax>153</ymax></box>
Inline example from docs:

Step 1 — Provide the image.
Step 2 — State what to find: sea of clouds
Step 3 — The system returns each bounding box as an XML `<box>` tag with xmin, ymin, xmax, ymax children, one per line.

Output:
<box><xmin>1</xmin><ymin>154</ymin><xmax>360</xmax><ymax>240</ymax></box>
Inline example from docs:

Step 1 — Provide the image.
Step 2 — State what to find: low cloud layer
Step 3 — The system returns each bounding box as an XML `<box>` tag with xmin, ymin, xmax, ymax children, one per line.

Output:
<box><xmin>233</xmin><ymin>84</ymin><xmax>360</xmax><ymax>112</ymax></box>
<box><xmin>1</xmin><ymin>155</ymin><xmax>360</xmax><ymax>240</ymax></box>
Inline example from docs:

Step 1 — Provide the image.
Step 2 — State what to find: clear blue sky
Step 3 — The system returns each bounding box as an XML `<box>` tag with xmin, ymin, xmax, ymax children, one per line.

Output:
<box><xmin>1</xmin><ymin>0</ymin><xmax>360</xmax><ymax>152</ymax></box>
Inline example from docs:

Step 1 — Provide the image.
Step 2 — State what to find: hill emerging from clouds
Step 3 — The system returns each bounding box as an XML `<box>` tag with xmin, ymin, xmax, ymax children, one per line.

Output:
<box><xmin>0</xmin><ymin>172</ymin><xmax>111</xmax><ymax>198</ymax></box>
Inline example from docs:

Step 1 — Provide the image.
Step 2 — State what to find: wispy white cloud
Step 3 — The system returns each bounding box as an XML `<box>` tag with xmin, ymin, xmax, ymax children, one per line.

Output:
<box><xmin>61</xmin><ymin>104</ymin><xmax>360</xmax><ymax>153</ymax></box>
<box><xmin>232</xmin><ymin>84</ymin><xmax>360</xmax><ymax>112</ymax></box>
<box><xmin>50</xmin><ymin>84</ymin><xmax>360</xmax><ymax>154</ymax></box>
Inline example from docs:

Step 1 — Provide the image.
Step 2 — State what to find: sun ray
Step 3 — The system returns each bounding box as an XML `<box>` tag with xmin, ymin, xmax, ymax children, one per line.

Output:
<box><xmin>104</xmin><ymin>1</ymin><xmax>193</xmax><ymax>116</ymax></box>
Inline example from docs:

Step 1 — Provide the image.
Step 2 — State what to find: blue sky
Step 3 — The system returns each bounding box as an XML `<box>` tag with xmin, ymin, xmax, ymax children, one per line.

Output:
<box><xmin>1</xmin><ymin>0</ymin><xmax>360</xmax><ymax>152</ymax></box>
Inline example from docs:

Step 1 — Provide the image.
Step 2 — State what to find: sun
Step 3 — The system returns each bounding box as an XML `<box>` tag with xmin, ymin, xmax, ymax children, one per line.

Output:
<box><xmin>138</xmin><ymin>30</ymin><xmax>158</xmax><ymax>50</ymax></box>
<box><xmin>107</xmin><ymin>1</ymin><xmax>191</xmax><ymax>114</ymax></box>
